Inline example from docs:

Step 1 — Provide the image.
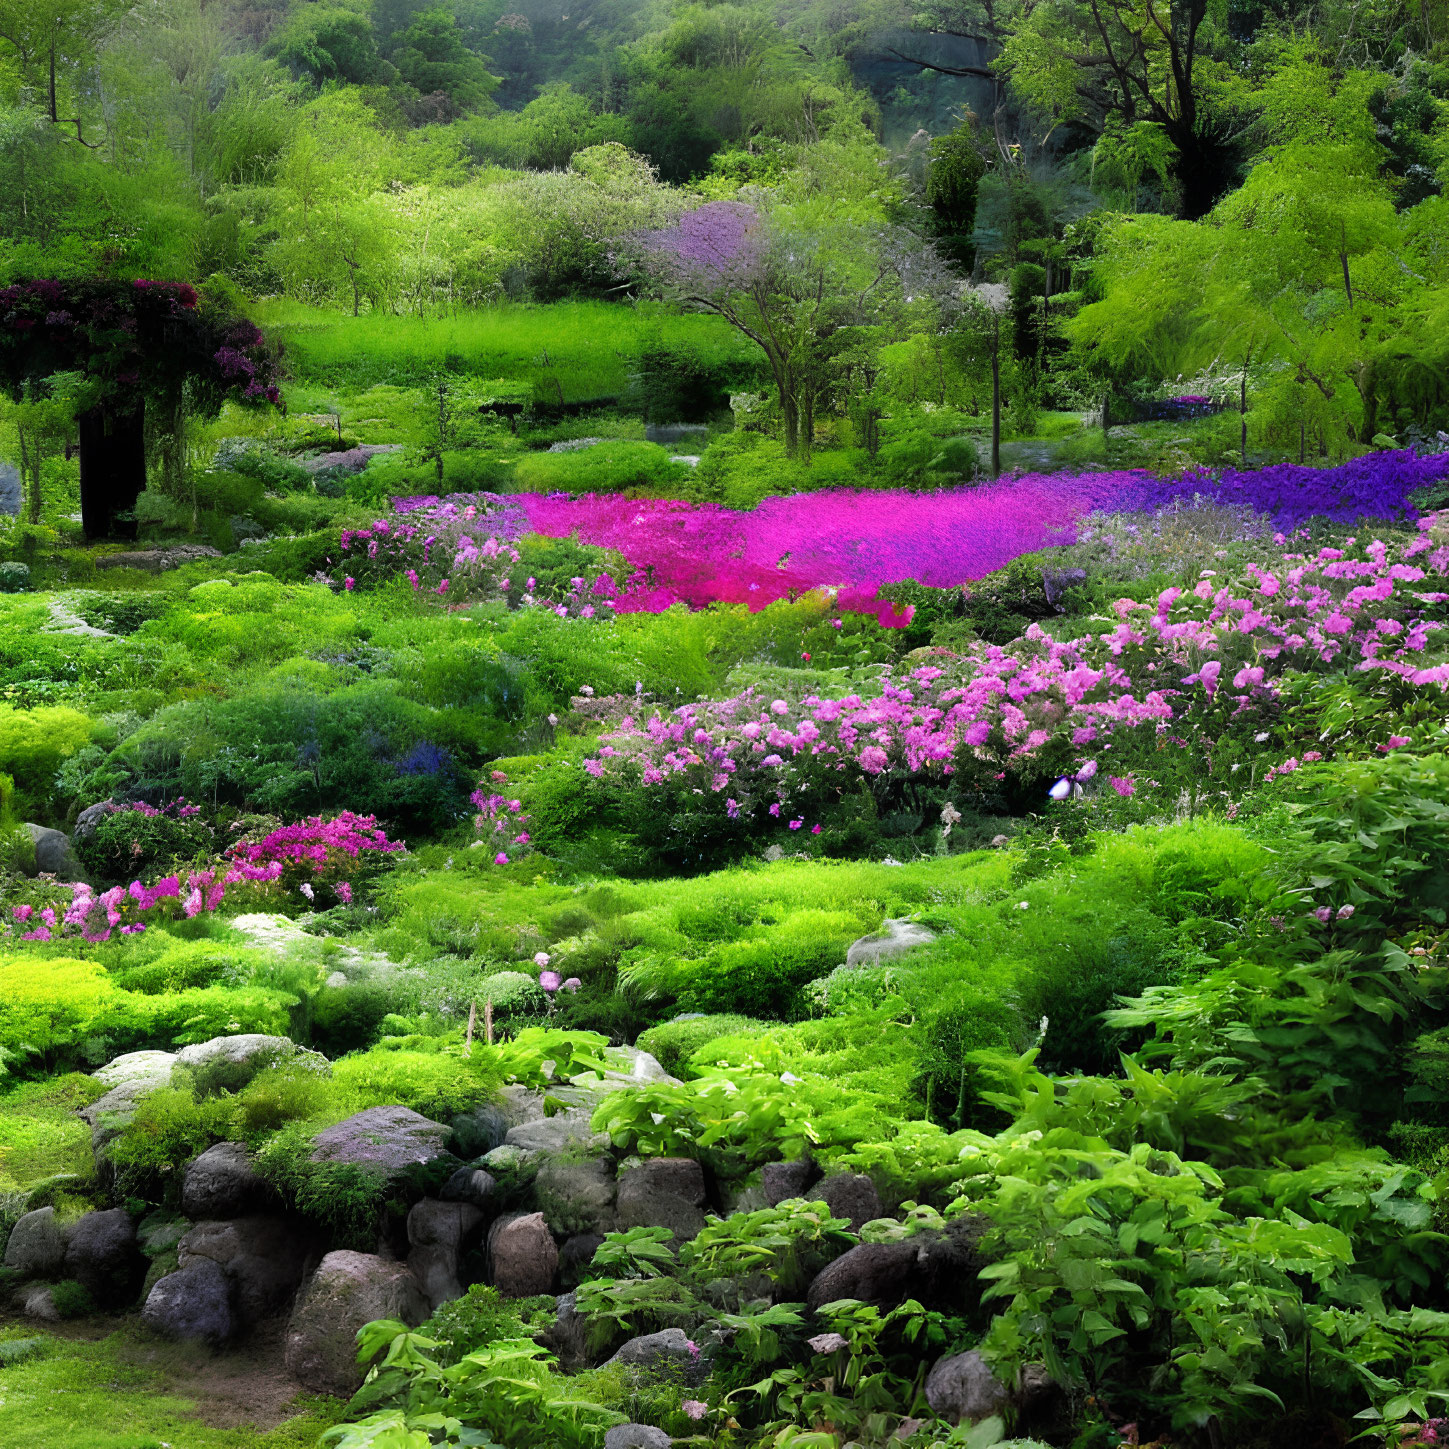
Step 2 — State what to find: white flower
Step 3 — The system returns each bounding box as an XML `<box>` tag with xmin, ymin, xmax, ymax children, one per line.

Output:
<box><xmin>1016</xmin><ymin>901</ymin><xmax>1030</xmax><ymax>910</ymax></box>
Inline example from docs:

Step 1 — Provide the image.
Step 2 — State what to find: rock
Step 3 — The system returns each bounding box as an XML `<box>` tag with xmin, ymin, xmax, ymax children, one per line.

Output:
<box><xmin>142</xmin><ymin>1258</ymin><xmax>233</xmax><ymax>1343</ymax></box>
<box><xmin>488</xmin><ymin>1212</ymin><xmax>558</xmax><ymax>1298</ymax></box>
<box><xmin>176</xmin><ymin>1034</ymin><xmax>328</xmax><ymax>1089</ymax></box>
<box><xmin>1042</xmin><ymin>566</ymin><xmax>1088</xmax><ymax>611</ymax></box>
<box><xmin>285</xmin><ymin>1251</ymin><xmax>429</xmax><ymax>1396</ymax></box>
<box><xmin>607</xmin><ymin>1047</ymin><xmax>677</xmax><ymax>1085</ymax></box>
<box><xmin>535</xmin><ymin>1157</ymin><xmax>617</xmax><ymax>1237</ymax></box>
<box><xmin>721</xmin><ymin>1180</ymin><xmax>769</xmax><ymax>1215</ymax></box>
<box><xmin>924</xmin><ymin>1350</ymin><xmax>1011</xmax><ymax>1425</ymax></box>
<box><xmin>815</xmin><ymin>1173</ymin><xmax>882</xmax><ymax>1233</ymax></box>
<box><xmin>558</xmin><ymin>1233</ymin><xmax>605</xmax><ymax>1289</ymax></box>
<box><xmin>480</xmin><ymin>1144</ymin><xmax>537</xmax><ymax>1176</ymax></box>
<box><xmin>72</xmin><ymin>800</ymin><xmax>113</xmax><ymax>842</ymax></box>
<box><xmin>990</xmin><ymin>834</ymin><xmax>1010</xmax><ymax>848</ymax></box>
<box><xmin>603</xmin><ymin>1327</ymin><xmax>701</xmax><ymax>1380</ymax></box>
<box><xmin>644</xmin><ymin>422</ymin><xmax>708</xmax><ymax>446</ymax></box>
<box><xmin>93</xmin><ymin>544</ymin><xmax>223</xmax><ymax>572</ymax></box>
<box><xmin>604</xmin><ymin>1427</ymin><xmax>673</xmax><ymax>1449</ymax></box>
<box><xmin>407</xmin><ymin>1199</ymin><xmax>485</xmax><ymax>1310</ymax></box>
<box><xmin>449</xmin><ymin>1103</ymin><xmax>511</xmax><ymax>1159</ymax></box>
<box><xmin>546</xmin><ymin>1289</ymin><xmax>592</xmax><ymax>1370</ymax></box>
<box><xmin>63</xmin><ymin>1208</ymin><xmax>143</xmax><ymax>1308</ymax></box>
<box><xmin>4</xmin><ymin>1207</ymin><xmax>68</xmax><ymax>1278</ymax></box>
<box><xmin>615</xmin><ymin>1158</ymin><xmax>707</xmax><ymax>1245</ymax></box>
<box><xmin>844</xmin><ymin>918</ymin><xmax>937</xmax><ymax>968</ymax></box>
<box><xmin>763</xmin><ymin>1159</ymin><xmax>818</xmax><ymax>1206</ymax></box>
<box><xmin>912</xmin><ymin>1214</ymin><xmax>992</xmax><ymax>1312</ymax></box>
<box><xmin>0</xmin><ymin>462</ymin><xmax>18</xmax><ymax>516</ymax></box>
<box><xmin>227</xmin><ymin>913</ymin><xmax>314</xmax><ymax>954</ymax></box>
<box><xmin>85</xmin><ymin>1051</ymin><xmax>175</xmax><ymax>1151</ymax></box>
<box><xmin>181</xmin><ymin>1142</ymin><xmax>271</xmax><ymax>1219</ymax></box>
<box><xmin>440</xmin><ymin>1167</ymin><xmax>498</xmax><ymax>1210</ymax></box>
<box><xmin>23</xmin><ymin>823</ymin><xmax>83</xmax><ymax>880</ymax></box>
<box><xmin>22</xmin><ymin>1287</ymin><xmax>59</xmax><ymax>1321</ymax></box>
<box><xmin>92</xmin><ymin>1050</ymin><xmax>177</xmax><ymax>1092</ymax></box>
<box><xmin>136</xmin><ymin>1210</ymin><xmax>188</xmax><ymax>1260</ymax></box>
<box><xmin>503</xmin><ymin>1109</ymin><xmax>606</xmax><ymax>1155</ymax></box>
<box><xmin>178</xmin><ymin>1216</ymin><xmax>317</xmax><ymax>1324</ymax></box>
<box><xmin>806</xmin><ymin>1241</ymin><xmax>918</xmax><ymax>1310</ymax></box>
<box><xmin>1015</xmin><ymin>1361</ymin><xmax>1072</xmax><ymax>1439</ymax></box>
<box><xmin>310</xmin><ymin>1105</ymin><xmax>454</xmax><ymax>1180</ymax></box>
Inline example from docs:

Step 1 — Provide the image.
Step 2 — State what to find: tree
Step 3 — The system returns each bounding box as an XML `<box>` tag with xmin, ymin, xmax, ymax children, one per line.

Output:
<box><xmin>622</xmin><ymin>200</ymin><xmax>951</xmax><ymax>459</ymax></box>
<box><xmin>0</xmin><ymin>278</ymin><xmax>280</xmax><ymax>537</ymax></box>
<box><xmin>926</xmin><ymin>116</ymin><xmax>988</xmax><ymax>272</ymax></box>
<box><xmin>388</xmin><ymin>6</ymin><xmax>497</xmax><ymax>121</ymax></box>
<box><xmin>270</xmin><ymin>6</ymin><xmax>386</xmax><ymax>86</ymax></box>
<box><xmin>887</xmin><ymin>0</ymin><xmax>1243</xmax><ymax>219</ymax></box>
<box><xmin>0</xmin><ymin>0</ymin><xmax>130</xmax><ymax>147</ymax></box>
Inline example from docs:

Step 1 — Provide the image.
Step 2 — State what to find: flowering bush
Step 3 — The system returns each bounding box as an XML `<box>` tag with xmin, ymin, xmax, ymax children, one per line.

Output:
<box><xmin>6</xmin><ymin>812</ymin><xmax>403</xmax><ymax>944</ymax></box>
<box><xmin>572</xmin><ymin>515</ymin><xmax>1449</xmax><ymax>834</ymax></box>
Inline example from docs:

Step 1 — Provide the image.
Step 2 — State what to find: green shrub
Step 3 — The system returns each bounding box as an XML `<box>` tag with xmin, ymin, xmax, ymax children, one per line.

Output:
<box><xmin>420</xmin><ymin>1284</ymin><xmax>554</xmax><ymax>1365</ymax></box>
<box><xmin>0</xmin><ymin>958</ymin><xmax>125</xmax><ymax>1072</ymax></box>
<box><xmin>330</xmin><ymin>1048</ymin><xmax>500</xmax><ymax>1120</ymax></box>
<box><xmin>49</xmin><ymin>1281</ymin><xmax>97</xmax><ymax>1319</ymax></box>
<box><xmin>511</xmin><ymin>441</ymin><xmax>692</xmax><ymax>496</ymax></box>
<box><xmin>75</xmin><ymin>809</ymin><xmax>215</xmax><ymax>887</ymax></box>
<box><xmin>104</xmin><ymin>1086</ymin><xmax>238</xmax><ymax>1199</ymax></box>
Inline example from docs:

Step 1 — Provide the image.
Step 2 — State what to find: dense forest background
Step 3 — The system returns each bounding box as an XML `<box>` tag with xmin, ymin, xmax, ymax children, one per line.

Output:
<box><xmin>3</xmin><ymin>0</ymin><xmax>1445</xmax><ymax>442</ymax></box>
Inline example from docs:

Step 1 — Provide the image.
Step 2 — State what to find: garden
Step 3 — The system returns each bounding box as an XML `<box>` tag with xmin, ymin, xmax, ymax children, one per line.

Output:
<box><xmin>3</xmin><ymin>3</ymin><xmax>1449</xmax><ymax>1448</ymax></box>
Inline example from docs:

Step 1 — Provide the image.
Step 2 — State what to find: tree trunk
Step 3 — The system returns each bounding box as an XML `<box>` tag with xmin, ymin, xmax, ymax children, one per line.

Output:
<box><xmin>1240</xmin><ymin>347</ymin><xmax>1251</xmax><ymax>466</ymax></box>
<box><xmin>990</xmin><ymin>328</ymin><xmax>1002</xmax><ymax>478</ymax></box>
<box><xmin>78</xmin><ymin>405</ymin><xmax>146</xmax><ymax>541</ymax></box>
<box><xmin>1102</xmin><ymin>390</ymin><xmax>1111</xmax><ymax>437</ymax></box>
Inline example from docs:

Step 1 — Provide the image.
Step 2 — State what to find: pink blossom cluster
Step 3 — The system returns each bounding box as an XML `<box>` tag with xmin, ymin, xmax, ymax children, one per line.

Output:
<box><xmin>5</xmin><ymin>813</ymin><xmax>403</xmax><ymax>944</ymax></box>
<box><xmin>337</xmin><ymin>499</ymin><xmax>523</xmax><ymax>601</ymax></box>
<box><xmin>573</xmin><ymin>519</ymin><xmax>1448</xmax><ymax>814</ymax></box>
<box><xmin>472</xmin><ymin>773</ymin><xmax>533</xmax><ymax>864</ymax></box>
<box><xmin>106</xmin><ymin>797</ymin><xmax>202</xmax><ymax>819</ymax></box>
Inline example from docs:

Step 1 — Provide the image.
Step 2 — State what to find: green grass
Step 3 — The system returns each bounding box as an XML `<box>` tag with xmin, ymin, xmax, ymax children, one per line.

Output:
<box><xmin>0</xmin><ymin>1329</ymin><xmax>340</xmax><ymax>1449</ymax></box>
<box><xmin>251</xmin><ymin>300</ymin><xmax>757</xmax><ymax>399</ymax></box>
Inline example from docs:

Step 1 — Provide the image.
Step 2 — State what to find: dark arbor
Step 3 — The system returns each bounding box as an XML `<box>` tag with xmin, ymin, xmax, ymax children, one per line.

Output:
<box><xmin>0</xmin><ymin>278</ymin><xmax>281</xmax><ymax>538</ymax></box>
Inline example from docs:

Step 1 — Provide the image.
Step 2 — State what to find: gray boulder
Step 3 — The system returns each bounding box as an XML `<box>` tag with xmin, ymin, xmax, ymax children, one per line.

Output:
<box><xmin>142</xmin><ymin>1258</ymin><xmax>233</xmax><ymax>1343</ymax></box>
<box><xmin>440</xmin><ymin>1166</ymin><xmax>498</xmax><ymax>1210</ymax></box>
<box><xmin>558</xmin><ymin>1232</ymin><xmax>606</xmax><ymax>1289</ymax></box>
<box><xmin>604</xmin><ymin>1327</ymin><xmax>701</xmax><ymax>1380</ymax></box>
<box><xmin>285</xmin><ymin>1251</ymin><xmax>429</xmax><ymax>1396</ymax></box>
<box><xmin>546</xmin><ymin>1289</ymin><xmax>592</xmax><ymax>1370</ymax></box>
<box><xmin>504</xmin><ymin>1109</ymin><xmax>606</xmax><ymax>1155</ymax></box>
<box><xmin>924</xmin><ymin>1349</ymin><xmax>1011</xmax><ymax>1424</ymax></box>
<box><xmin>845</xmin><ymin>918</ymin><xmax>937</xmax><ymax>968</ymax></box>
<box><xmin>815</xmin><ymin>1172</ymin><xmax>882</xmax><ymax>1233</ymax></box>
<box><xmin>807</xmin><ymin>1240</ymin><xmax>917</xmax><ymax>1310</ymax></box>
<box><xmin>4</xmin><ymin>1207</ymin><xmax>68</xmax><ymax>1278</ymax></box>
<box><xmin>407</xmin><ymin>1199</ymin><xmax>485</xmax><ymax>1310</ymax></box>
<box><xmin>92</xmin><ymin>1050</ymin><xmax>177</xmax><ymax>1092</ymax></box>
<box><xmin>604</xmin><ymin>1427</ymin><xmax>672</xmax><ymax>1449</ymax></box>
<box><xmin>64</xmin><ymin>1208</ymin><xmax>143</xmax><ymax>1307</ymax></box>
<box><xmin>0</xmin><ymin>462</ymin><xmax>18</xmax><ymax>516</ymax></box>
<box><xmin>23</xmin><ymin>823</ymin><xmax>83</xmax><ymax>880</ymax></box>
<box><xmin>72</xmin><ymin>800</ymin><xmax>113</xmax><ymax>842</ymax></box>
<box><xmin>488</xmin><ymin>1211</ymin><xmax>558</xmax><ymax>1298</ymax></box>
<box><xmin>176</xmin><ymin>1034</ymin><xmax>328</xmax><ymax>1088</ymax></box>
<box><xmin>181</xmin><ymin>1142</ymin><xmax>271</xmax><ymax>1219</ymax></box>
<box><xmin>449</xmin><ymin>1103</ymin><xmax>511</xmax><ymax>1159</ymax></box>
<box><xmin>22</xmin><ymin>1287</ymin><xmax>59</xmax><ymax>1321</ymax></box>
<box><xmin>535</xmin><ymin>1157</ymin><xmax>617</xmax><ymax>1237</ymax></box>
<box><xmin>310</xmin><ymin>1105</ymin><xmax>454</xmax><ymax>1179</ymax></box>
<box><xmin>763</xmin><ymin>1159</ymin><xmax>818</xmax><ymax>1206</ymax></box>
<box><xmin>615</xmin><ymin>1158</ymin><xmax>707</xmax><ymax>1245</ymax></box>
<box><xmin>178</xmin><ymin>1216</ymin><xmax>317</xmax><ymax>1324</ymax></box>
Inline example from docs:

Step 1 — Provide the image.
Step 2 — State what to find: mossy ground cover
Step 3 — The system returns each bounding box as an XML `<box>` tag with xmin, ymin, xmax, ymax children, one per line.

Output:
<box><xmin>0</xmin><ymin>1325</ymin><xmax>340</xmax><ymax>1449</ymax></box>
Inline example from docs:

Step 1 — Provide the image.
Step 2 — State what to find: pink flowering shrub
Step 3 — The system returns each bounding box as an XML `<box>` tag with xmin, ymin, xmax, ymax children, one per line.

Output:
<box><xmin>571</xmin><ymin>518</ymin><xmax>1449</xmax><ymax>839</ymax></box>
<box><xmin>5</xmin><ymin>811</ymin><xmax>403</xmax><ymax>944</ymax></box>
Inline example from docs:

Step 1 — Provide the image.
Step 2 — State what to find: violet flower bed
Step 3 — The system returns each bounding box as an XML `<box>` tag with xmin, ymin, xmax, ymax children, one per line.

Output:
<box><xmin>367</xmin><ymin>452</ymin><xmax>1449</xmax><ymax>627</ymax></box>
